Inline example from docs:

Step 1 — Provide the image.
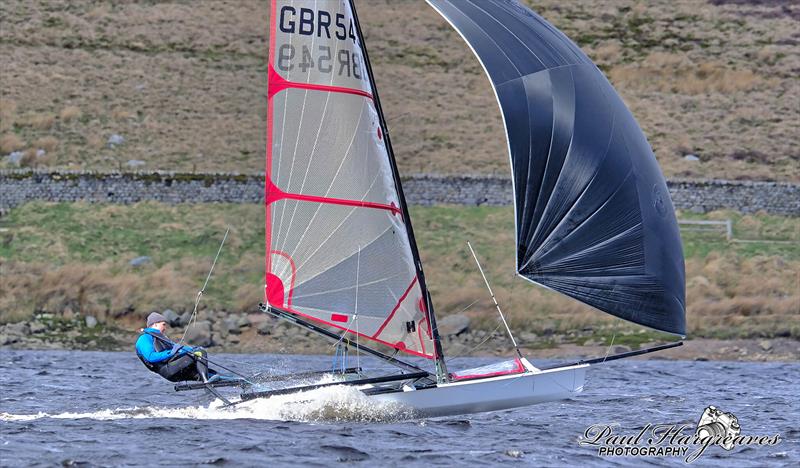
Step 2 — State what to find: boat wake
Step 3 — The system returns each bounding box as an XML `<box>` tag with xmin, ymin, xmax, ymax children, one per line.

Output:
<box><xmin>0</xmin><ymin>385</ymin><xmax>412</xmax><ymax>423</ymax></box>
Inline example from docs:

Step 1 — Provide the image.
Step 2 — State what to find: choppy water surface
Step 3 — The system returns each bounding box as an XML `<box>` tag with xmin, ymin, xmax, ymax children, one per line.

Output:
<box><xmin>1</xmin><ymin>350</ymin><xmax>797</xmax><ymax>466</ymax></box>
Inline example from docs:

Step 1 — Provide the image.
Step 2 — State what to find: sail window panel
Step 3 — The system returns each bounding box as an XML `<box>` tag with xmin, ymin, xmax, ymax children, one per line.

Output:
<box><xmin>270</xmin><ymin>89</ymin><xmax>397</xmax><ymax>206</ymax></box>
<box><xmin>269</xmin><ymin>199</ymin><xmax>411</xmax><ymax>291</ymax></box>
<box><xmin>266</xmin><ymin>199</ymin><xmax>432</xmax><ymax>356</ymax></box>
<box><xmin>272</xmin><ymin>0</ymin><xmax>372</xmax><ymax>95</ymax></box>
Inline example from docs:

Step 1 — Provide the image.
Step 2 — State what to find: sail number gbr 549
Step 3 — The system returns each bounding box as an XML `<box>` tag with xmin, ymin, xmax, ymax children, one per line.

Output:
<box><xmin>276</xmin><ymin>6</ymin><xmax>363</xmax><ymax>79</ymax></box>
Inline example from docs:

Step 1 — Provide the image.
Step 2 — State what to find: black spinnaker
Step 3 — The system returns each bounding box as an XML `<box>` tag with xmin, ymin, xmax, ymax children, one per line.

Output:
<box><xmin>427</xmin><ymin>0</ymin><xmax>686</xmax><ymax>336</ymax></box>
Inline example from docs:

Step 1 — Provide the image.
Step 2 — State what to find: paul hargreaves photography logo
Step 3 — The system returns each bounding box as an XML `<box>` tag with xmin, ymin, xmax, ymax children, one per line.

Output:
<box><xmin>578</xmin><ymin>406</ymin><xmax>781</xmax><ymax>463</ymax></box>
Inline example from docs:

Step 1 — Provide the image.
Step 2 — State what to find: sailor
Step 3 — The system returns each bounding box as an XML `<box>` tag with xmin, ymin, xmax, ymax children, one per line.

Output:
<box><xmin>135</xmin><ymin>312</ymin><xmax>215</xmax><ymax>382</ymax></box>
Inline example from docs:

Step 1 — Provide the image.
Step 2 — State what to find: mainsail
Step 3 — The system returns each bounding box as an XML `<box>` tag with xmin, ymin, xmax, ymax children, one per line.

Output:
<box><xmin>265</xmin><ymin>0</ymin><xmax>437</xmax><ymax>358</ymax></box>
<box><xmin>427</xmin><ymin>0</ymin><xmax>686</xmax><ymax>336</ymax></box>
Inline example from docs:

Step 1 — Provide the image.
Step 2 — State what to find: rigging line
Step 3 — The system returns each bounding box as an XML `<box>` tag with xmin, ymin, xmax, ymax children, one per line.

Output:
<box><xmin>147</xmin><ymin>330</ymin><xmax>250</xmax><ymax>381</ymax></box>
<box><xmin>457</xmin><ymin>323</ymin><xmax>504</xmax><ymax>362</ymax></box>
<box><xmin>467</xmin><ymin>241</ymin><xmax>523</xmax><ymax>359</ymax></box>
<box><xmin>179</xmin><ymin>227</ymin><xmax>230</xmax><ymax>347</ymax></box>
<box><xmin>355</xmin><ymin>244</ymin><xmax>361</xmax><ymax>373</ymax></box>
<box><xmin>455</xmin><ymin>298</ymin><xmax>481</xmax><ymax>316</ymax></box>
<box><xmin>329</xmin><ymin>246</ymin><xmax>364</xmax><ymax>367</ymax></box>
<box><xmin>331</xmin><ymin>315</ymin><xmax>357</xmax><ymax>349</ymax></box>
<box><xmin>601</xmin><ymin>322</ymin><xmax>618</xmax><ymax>364</ymax></box>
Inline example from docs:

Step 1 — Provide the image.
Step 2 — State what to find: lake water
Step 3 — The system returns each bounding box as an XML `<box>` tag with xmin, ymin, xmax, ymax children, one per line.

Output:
<box><xmin>0</xmin><ymin>350</ymin><xmax>797</xmax><ymax>466</ymax></box>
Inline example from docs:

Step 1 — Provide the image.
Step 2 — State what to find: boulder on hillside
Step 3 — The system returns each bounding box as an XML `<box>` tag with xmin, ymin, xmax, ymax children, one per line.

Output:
<box><xmin>436</xmin><ymin>314</ymin><xmax>470</xmax><ymax>336</ymax></box>
<box><xmin>178</xmin><ymin>311</ymin><xmax>192</xmax><ymax>327</ymax></box>
<box><xmin>256</xmin><ymin>321</ymin><xmax>272</xmax><ymax>335</ymax></box>
<box><xmin>4</xmin><ymin>322</ymin><xmax>30</xmax><ymax>336</ymax></box>
<box><xmin>235</xmin><ymin>315</ymin><xmax>250</xmax><ymax>329</ymax></box>
<box><xmin>184</xmin><ymin>321</ymin><xmax>213</xmax><ymax>347</ymax></box>
<box><xmin>162</xmin><ymin>309</ymin><xmax>181</xmax><ymax>327</ymax></box>
<box><xmin>29</xmin><ymin>321</ymin><xmax>47</xmax><ymax>334</ymax></box>
<box><xmin>222</xmin><ymin>317</ymin><xmax>242</xmax><ymax>335</ymax></box>
<box><xmin>247</xmin><ymin>313</ymin><xmax>269</xmax><ymax>327</ymax></box>
<box><xmin>0</xmin><ymin>334</ymin><xmax>19</xmax><ymax>346</ymax></box>
<box><xmin>129</xmin><ymin>256</ymin><xmax>151</xmax><ymax>267</ymax></box>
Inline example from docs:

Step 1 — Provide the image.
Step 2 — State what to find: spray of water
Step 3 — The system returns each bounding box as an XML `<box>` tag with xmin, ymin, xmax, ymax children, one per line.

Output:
<box><xmin>0</xmin><ymin>384</ymin><xmax>414</xmax><ymax>423</ymax></box>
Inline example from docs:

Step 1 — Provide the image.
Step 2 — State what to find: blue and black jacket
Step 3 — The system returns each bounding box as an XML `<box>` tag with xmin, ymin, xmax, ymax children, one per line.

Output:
<box><xmin>135</xmin><ymin>328</ymin><xmax>192</xmax><ymax>372</ymax></box>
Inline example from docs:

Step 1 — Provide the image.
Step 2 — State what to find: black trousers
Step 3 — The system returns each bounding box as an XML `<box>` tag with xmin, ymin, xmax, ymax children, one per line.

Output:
<box><xmin>157</xmin><ymin>350</ymin><xmax>215</xmax><ymax>382</ymax></box>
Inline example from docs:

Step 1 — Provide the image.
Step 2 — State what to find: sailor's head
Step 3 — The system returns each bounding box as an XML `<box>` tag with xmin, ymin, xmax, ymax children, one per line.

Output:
<box><xmin>146</xmin><ymin>312</ymin><xmax>168</xmax><ymax>332</ymax></box>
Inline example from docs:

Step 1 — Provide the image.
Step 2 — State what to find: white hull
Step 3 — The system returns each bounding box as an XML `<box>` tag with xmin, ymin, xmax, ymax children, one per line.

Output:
<box><xmin>367</xmin><ymin>364</ymin><xmax>588</xmax><ymax>417</ymax></box>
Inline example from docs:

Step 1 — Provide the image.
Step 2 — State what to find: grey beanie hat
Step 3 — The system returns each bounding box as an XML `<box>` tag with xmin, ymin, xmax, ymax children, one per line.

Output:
<box><xmin>146</xmin><ymin>312</ymin><xmax>168</xmax><ymax>327</ymax></box>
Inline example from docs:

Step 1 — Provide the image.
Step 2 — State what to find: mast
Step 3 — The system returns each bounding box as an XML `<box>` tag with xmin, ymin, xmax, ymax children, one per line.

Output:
<box><xmin>348</xmin><ymin>0</ymin><xmax>449</xmax><ymax>382</ymax></box>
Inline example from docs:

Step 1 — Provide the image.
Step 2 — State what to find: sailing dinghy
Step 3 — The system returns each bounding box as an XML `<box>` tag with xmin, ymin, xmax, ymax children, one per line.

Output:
<box><xmin>184</xmin><ymin>0</ymin><xmax>686</xmax><ymax>417</ymax></box>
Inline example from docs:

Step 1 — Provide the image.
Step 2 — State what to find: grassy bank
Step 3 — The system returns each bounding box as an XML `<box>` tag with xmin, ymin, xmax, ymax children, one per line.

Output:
<box><xmin>0</xmin><ymin>0</ymin><xmax>797</xmax><ymax>180</ymax></box>
<box><xmin>1</xmin><ymin>202</ymin><xmax>797</xmax><ymax>342</ymax></box>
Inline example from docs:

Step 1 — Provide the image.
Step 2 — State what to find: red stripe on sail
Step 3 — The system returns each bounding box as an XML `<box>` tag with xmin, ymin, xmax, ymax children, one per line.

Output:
<box><xmin>280</xmin><ymin>305</ymin><xmax>434</xmax><ymax>359</ymax></box>
<box><xmin>372</xmin><ymin>277</ymin><xmax>418</xmax><ymax>339</ymax></box>
<box><xmin>331</xmin><ymin>314</ymin><xmax>349</xmax><ymax>323</ymax></box>
<box><xmin>264</xmin><ymin>0</ymin><xmax>278</xmax><ymax>303</ymax></box>
<box><xmin>267</xmin><ymin>250</ymin><xmax>296</xmax><ymax>307</ymax></box>
<box><xmin>418</xmin><ymin>315</ymin><xmax>429</xmax><ymax>357</ymax></box>
<box><xmin>268</xmin><ymin>65</ymin><xmax>373</xmax><ymax>101</ymax></box>
<box><xmin>266</xmin><ymin>178</ymin><xmax>401</xmax><ymax>216</ymax></box>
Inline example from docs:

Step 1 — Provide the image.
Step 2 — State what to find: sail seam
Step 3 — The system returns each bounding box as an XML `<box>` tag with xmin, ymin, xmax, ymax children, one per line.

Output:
<box><xmin>372</xmin><ymin>277</ymin><xmax>419</xmax><ymax>338</ymax></box>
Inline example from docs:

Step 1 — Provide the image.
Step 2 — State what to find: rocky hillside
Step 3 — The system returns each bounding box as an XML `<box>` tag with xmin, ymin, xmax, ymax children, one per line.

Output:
<box><xmin>1</xmin><ymin>0</ymin><xmax>797</xmax><ymax>180</ymax></box>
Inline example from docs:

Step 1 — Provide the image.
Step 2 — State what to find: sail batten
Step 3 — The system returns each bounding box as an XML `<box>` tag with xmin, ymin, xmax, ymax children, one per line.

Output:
<box><xmin>428</xmin><ymin>0</ymin><xmax>686</xmax><ymax>336</ymax></box>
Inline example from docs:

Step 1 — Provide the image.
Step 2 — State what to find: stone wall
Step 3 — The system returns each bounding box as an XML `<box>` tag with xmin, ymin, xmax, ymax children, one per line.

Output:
<box><xmin>1</xmin><ymin>170</ymin><xmax>798</xmax><ymax>215</ymax></box>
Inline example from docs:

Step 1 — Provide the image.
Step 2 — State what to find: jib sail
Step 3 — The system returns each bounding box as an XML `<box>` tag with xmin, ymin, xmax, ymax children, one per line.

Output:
<box><xmin>427</xmin><ymin>0</ymin><xmax>686</xmax><ymax>335</ymax></box>
<box><xmin>265</xmin><ymin>0</ymin><xmax>437</xmax><ymax>358</ymax></box>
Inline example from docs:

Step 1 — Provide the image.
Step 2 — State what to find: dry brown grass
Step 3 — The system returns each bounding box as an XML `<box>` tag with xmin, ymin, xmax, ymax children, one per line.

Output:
<box><xmin>0</xmin><ymin>260</ymin><xmax>201</xmax><ymax>324</ymax></box>
<box><xmin>59</xmin><ymin>105</ymin><xmax>82</xmax><ymax>122</ymax></box>
<box><xmin>0</xmin><ymin>133</ymin><xmax>25</xmax><ymax>154</ymax></box>
<box><xmin>25</xmin><ymin>113</ymin><xmax>56</xmax><ymax>130</ymax></box>
<box><xmin>609</xmin><ymin>52</ymin><xmax>764</xmax><ymax>95</ymax></box>
<box><xmin>18</xmin><ymin>148</ymin><xmax>50</xmax><ymax>168</ymax></box>
<box><xmin>0</xmin><ymin>0</ymin><xmax>795</xmax><ymax>180</ymax></box>
<box><xmin>33</xmin><ymin>136</ymin><xmax>59</xmax><ymax>152</ymax></box>
<box><xmin>685</xmin><ymin>254</ymin><xmax>800</xmax><ymax>337</ymax></box>
<box><xmin>0</xmin><ymin>99</ymin><xmax>17</xmax><ymax>132</ymax></box>
<box><xmin>85</xmin><ymin>134</ymin><xmax>104</xmax><ymax>150</ymax></box>
<box><xmin>111</xmin><ymin>108</ymin><xmax>134</xmax><ymax>121</ymax></box>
